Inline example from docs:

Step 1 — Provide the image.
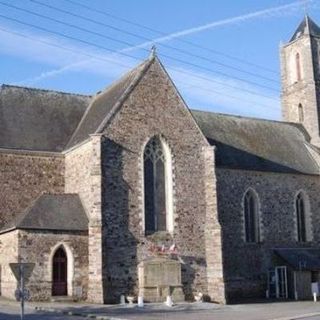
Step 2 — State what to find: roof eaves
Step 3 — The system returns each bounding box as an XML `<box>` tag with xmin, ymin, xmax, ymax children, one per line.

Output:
<box><xmin>16</xmin><ymin>226</ymin><xmax>88</xmax><ymax>232</ymax></box>
<box><xmin>0</xmin><ymin>227</ymin><xmax>16</xmax><ymax>235</ymax></box>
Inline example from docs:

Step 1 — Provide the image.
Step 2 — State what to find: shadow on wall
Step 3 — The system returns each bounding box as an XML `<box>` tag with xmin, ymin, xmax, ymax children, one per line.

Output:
<box><xmin>100</xmin><ymin>137</ymin><xmax>206</xmax><ymax>303</ymax></box>
<box><xmin>181</xmin><ymin>256</ymin><xmax>205</xmax><ymax>301</ymax></box>
<box><xmin>101</xmin><ymin>137</ymin><xmax>138</xmax><ymax>303</ymax></box>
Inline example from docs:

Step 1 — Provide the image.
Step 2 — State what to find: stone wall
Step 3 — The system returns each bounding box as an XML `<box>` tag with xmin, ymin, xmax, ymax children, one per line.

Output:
<box><xmin>17</xmin><ymin>229</ymin><xmax>88</xmax><ymax>301</ymax></box>
<box><xmin>65</xmin><ymin>138</ymin><xmax>104</xmax><ymax>303</ymax></box>
<box><xmin>65</xmin><ymin>142</ymin><xmax>93</xmax><ymax>214</ymax></box>
<box><xmin>280</xmin><ymin>36</ymin><xmax>320</xmax><ymax>147</ymax></box>
<box><xmin>0</xmin><ymin>151</ymin><xmax>64</xmax><ymax>228</ymax></box>
<box><xmin>100</xmin><ymin>58</ymin><xmax>224</xmax><ymax>303</ymax></box>
<box><xmin>203</xmin><ymin>146</ymin><xmax>225</xmax><ymax>303</ymax></box>
<box><xmin>216</xmin><ymin>168</ymin><xmax>320</xmax><ymax>301</ymax></box>
<box><xmin>0</xmin><ymin>230</ymin><xmax>19</xmax><ymax>298</ymax></box>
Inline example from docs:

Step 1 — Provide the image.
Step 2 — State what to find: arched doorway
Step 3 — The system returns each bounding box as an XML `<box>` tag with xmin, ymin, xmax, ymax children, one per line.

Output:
<box><xmin>52</xmin><ymin>247</ymin><xmax>68</xmax><ymax>296</ymax></box>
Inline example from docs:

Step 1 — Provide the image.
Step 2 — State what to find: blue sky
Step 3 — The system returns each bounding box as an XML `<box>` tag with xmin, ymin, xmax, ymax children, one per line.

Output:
<box><xmin>0</xmin><ymin>0</ymin><xmax>320</xmax><ymax>120</ymax></box>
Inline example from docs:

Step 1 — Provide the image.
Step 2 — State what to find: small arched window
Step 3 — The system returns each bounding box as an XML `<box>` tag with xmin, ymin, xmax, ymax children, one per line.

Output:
<box><xmin>243</xmin><ymin>189</ymin><xmax>260</xmax><ymax>243</ymax></box>
<box><xmin>296</xmin><ymin>52</ymin><xmax>301</xmax><ymax>81</ymax></box>
<box><xmin>144</xmin><ymin>136</ymin><xmax>173</xmax><ymax>234</ymax></box>
<box><xmin>296</xmin><ymin>192</ymin><xmax>307</xmax><ymax>242</ymax></box>
<box><xmin>298</xmin><ymin>103</ymin><xmax>304</xmax><ymax>122</ymax></box>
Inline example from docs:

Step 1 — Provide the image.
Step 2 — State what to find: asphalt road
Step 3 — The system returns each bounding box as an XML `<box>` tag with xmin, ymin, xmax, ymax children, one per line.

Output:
<box><xmin>0</xmin><ymin>304</ymin><xmax>84</xmax><ymax>320</ymax></box>
<box><xmin>3</xmin><ymin>299</ymin><xmax>320</xmax><ymax>320</ymax></box>
<box><xmin>295</xmin><ymin>317</ymin><xmax>320</xmax><ymax>320</ymax></box>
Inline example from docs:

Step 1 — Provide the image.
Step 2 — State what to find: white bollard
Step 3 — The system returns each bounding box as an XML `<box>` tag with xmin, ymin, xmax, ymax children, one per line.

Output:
<box><xmin>138</xmin><ymin>296</ymin><xmax>144</xmax><ymax>307</ymax></box>
<box><xmin>120</xmin><ymin>295</ymin><xmax>125</xmax><ymax>305</ymax></box>
<box><xmin>165</xmin><ymin>295</ymin><xmax>173</xmax><ymax>307</ymax></box>
<box><xmin>314</xmin><ymin>292</ymin><xmax>317</xmax><ymax>302</ymax></box>
<box><xmin>127</xmin><ymin>296</ymin><xmax>134</xmax><ymax>305</ymax></box>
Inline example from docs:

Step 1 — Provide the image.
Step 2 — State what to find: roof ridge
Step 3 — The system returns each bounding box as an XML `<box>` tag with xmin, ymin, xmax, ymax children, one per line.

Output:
<box><xmin>190</xmin><ymin>109</ymin><xmax>289</xmax><ymax>125</ymax></box>
<box><xmin>1</xmin><ymin>84</ymin><xmax>92</xmax><ymax>98</ymax></box>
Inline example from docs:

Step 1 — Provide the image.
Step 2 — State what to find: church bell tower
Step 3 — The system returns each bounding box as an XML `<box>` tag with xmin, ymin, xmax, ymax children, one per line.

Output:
<box><xmin>281</xmin><ymin>16</ymin><xmax>320</xmax><ymax>146</ymax></box>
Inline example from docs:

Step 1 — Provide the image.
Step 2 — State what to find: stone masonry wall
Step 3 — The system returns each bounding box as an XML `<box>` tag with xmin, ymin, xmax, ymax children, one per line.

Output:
<box><xmin>0</xmin><ymin>230</ymin><xmax>19</xmax><ymax>298</ymax></box>
<box><xmin>281</xmin><ymin>36</ymin><xmax>320</xmax><ymax>146</ymax></box>
<box><xmin>65</xmin><ymin>142</ymin><xmax>92</xmax><ymax>214</ymax></box>
<box><xmin>216</xmin><ymin>168</ymin><xmax>320</xmax><ymax>301</ymax></box>
<box><xmin>203</xmin><ymin>146</ymin><xmax>225</xmax><ymax>303</ymax></box>
<box><xmin>65</xmin><ymin>138</ymin><xmax>104</xmax><ymax>303</ymax></box>
<box><xmin>100</xmin><ymin>58</ymin><xmax>224</xmax><ymax>303</ymax></box>
<box><xmin>0</xmin><ymin>152</ymin><xmax>64</xmax><ymax>228</ymax></box>
<box><xmin>17</xmin><ymin>229</ymin><xmax>88</xmax><ymax>301</ymax></box>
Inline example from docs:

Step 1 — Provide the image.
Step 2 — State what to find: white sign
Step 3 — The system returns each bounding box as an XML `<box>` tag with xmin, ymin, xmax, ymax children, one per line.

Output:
<box><xmin>9</xmin><ymin>263</ymin><xmax>35</xmax><ymax>282</ymax></box>
<box><xmin>9</xmin><ymin>262</ymin><xmax>35</xmax><ymax>320</ymax></box>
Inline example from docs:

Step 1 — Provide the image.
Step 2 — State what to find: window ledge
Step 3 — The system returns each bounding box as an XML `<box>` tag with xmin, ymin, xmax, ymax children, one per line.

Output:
<box><xmin>145</xmin><ymin>231</ymin><xmax>173</xmax><ymax>242</ymax></box>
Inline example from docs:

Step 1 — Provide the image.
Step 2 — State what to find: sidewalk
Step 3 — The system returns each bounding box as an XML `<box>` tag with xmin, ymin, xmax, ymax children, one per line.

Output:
<box><xmin>34</xmin><ymin>301</ymin><xmax>221</xmax><ymax>320</ymax></box>
<box><xmin>3</xmin><ymin>297</ymin><xmax>320</xmax><ymax>320</ymax></box>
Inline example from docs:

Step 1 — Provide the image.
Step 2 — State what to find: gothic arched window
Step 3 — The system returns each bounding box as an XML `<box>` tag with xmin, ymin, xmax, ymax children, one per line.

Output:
<box><xmin>296</xmin><ymin>192</ymin><xmax>307</xmax><ymax>242</ymax></box>
<box><xmin>296</xmin><ymin>52</ymin><xmax>301</xmax><ymax>81</ymax></box>
<box><xmin>144</xmin><ymin>136</ymin><xmax>173</xmax><ymax>234</ymax></box>
<box><xmin>298</xmin><ymin>103</ymin><xmax>304</xmax><ymax>122</ymax></box>
<box><xmin>243</xmin><ymin>189</ymin><xmax>260</xmax><ymax>243</ymax></box>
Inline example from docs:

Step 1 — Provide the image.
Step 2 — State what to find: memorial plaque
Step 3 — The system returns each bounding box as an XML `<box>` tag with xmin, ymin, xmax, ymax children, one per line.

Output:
<box><xmin>138</xmin><ymin>258</ymin><xmax>184</xmax><ymax>302</ymax></box>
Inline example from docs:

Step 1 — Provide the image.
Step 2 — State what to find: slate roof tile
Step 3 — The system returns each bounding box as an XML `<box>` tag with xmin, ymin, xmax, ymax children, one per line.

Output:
<box><xmin>0</xmin><ymin>194</ymin><xmax>88</xmax><ymax>232</ymax></box>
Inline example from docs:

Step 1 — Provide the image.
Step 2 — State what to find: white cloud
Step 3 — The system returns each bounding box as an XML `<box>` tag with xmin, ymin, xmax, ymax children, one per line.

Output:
<box><xmin>3</xmin><ymin>0</ymin><xmax>312</xmax><ymax>85</ymax></box>
<box><xmin>0</xmin><ymin>23</ymin><xmax>281</xmax><ymax>119</ymax></box>
<box><xmin>0</xmin><ymin>0</ymin><xmax>293</xmax><ymax>121</ymax></box>
<box><xmin>0</xmin><ymin>25</ymin><xmax>137</xmax><ymax>82</ymax></box>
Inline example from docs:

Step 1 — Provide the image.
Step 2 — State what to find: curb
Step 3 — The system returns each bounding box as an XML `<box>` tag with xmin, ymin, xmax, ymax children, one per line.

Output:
<box><xmin>271</xmin><ymin>312</ymin><xmax>320</xmax><ymax>320</ymax></box>
<box><xmin>34</xmin><ymin>306</ymin><xmax>127</xmax><ymax>320</ymax></box>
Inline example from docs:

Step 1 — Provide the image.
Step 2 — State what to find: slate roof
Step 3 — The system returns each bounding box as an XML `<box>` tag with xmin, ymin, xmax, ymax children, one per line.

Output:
<box><xmin>275</xmin><ymin>248</ymin><xmax>320</xmax><ymax>271</ymax></box>
<box><xmin>0</xmin><ymin>194</ymin><xmax>88</xmax><ymax>232</ymax></box>
<box><xmin>66</xmin><ymin>58</ymin><xmax>153</xmax><ymax>148</ymax></box>
<box><xmin>1</xmin><ymin>55</ymin><xmax>320</xmax><ymax>175</ymax></box>
<box><xmin>0</xmin><ymin>85</ymin><xmax>90</xmax><ymax>152</ymax></box>
<box><xmin>191</xmin><ymin>110</ymin><xmax>320</xmax><ymax>175</ymax></box>
<box><xmin>290</xmin><ymin>15</ymin><xmax>320</xmax><ymax>42</ymax></box>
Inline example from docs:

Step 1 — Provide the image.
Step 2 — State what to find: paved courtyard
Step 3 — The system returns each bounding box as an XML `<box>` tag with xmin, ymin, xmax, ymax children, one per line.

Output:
<box><xmin>3</xmin><ymin>298</ymin><xmax>320</xmax><ymax>320</ymax></box>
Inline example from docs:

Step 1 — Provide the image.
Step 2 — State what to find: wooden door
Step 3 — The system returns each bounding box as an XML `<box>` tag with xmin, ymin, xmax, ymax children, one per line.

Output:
<box><xmin>52</xmin><ymin>247</ymin><xmax>67</xmax><ymax>296</ymax></box>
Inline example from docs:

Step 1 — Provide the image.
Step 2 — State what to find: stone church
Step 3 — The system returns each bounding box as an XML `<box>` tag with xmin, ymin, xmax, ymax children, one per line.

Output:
<box><xmin>0</xmin><ymin>15</ymin><xmax>320</xmax><ymax>304</ymax></box>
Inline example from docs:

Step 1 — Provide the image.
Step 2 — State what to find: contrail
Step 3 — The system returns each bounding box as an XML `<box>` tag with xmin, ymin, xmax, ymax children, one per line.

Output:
<box><xmin>129</xmin><ymin>0</ymin><xmax>311</xmax><ymax>50</ymax></box>
<box><xmin>13</xmin><ymin>0</ymin><xmax>310</xmax><ymax>85</ymax></box>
